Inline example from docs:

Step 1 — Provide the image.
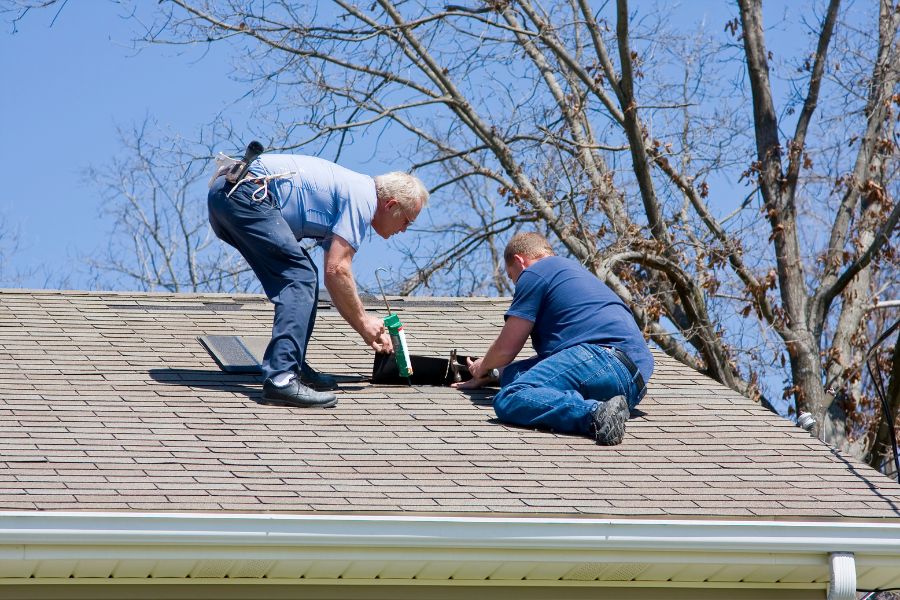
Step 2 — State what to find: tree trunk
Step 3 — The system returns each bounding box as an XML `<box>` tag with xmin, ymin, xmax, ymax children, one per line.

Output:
<box><xmin>867</xmin><ymin>329</ymin><xmax>900</xmax><ymax>474</ymax></box>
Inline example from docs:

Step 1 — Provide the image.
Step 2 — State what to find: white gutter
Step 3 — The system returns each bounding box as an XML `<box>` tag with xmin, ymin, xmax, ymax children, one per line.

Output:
<box><xmin>1</xmin><ymin>512</ymin><xmax>899</xmax><ymax>554</ymax></box>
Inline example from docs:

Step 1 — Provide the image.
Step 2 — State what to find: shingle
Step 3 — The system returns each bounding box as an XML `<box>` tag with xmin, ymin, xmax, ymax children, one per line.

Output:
<box><xmin>0</xmin><ymin>288</ymin><xmax>898</xmax><ymax>519</ymax></box>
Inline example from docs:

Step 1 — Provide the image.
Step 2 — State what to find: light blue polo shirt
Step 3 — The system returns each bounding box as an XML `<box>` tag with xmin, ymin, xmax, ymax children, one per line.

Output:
<box><xmin>250</xmin><ymin>154</ymin><xmax>376</xmax><ymax>251</ymax></box>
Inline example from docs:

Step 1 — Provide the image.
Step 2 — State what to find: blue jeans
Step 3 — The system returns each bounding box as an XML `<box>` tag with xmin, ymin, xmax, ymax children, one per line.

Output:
<box><xmin>208</xmin><ymin>178</ymin><xmax>319</xmax><ymax>381</ymax></box>
<box><xmin>493</xmin><ymin>344</ymin><xmax>644</xmax><ymax>435</ymax></box>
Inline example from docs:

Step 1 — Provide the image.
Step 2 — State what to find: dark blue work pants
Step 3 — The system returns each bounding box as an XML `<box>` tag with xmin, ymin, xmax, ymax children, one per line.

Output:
<box><xmin>208</xmin><ymin>178</ymin><xmax>318</xmax><ymax>381</ymax></box>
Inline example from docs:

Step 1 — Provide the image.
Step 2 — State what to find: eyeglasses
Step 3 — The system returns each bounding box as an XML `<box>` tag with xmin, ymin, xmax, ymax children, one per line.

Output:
<box><xmin>397</xmin><ymin>206</ymin><xmax>416</xmax><ymax>228</ymax></box>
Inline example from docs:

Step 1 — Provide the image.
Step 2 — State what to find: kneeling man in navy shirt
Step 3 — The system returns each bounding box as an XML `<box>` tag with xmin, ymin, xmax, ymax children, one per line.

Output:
<box><xmin>455</xmin><ymin>232</ymin><xmax>653</xmax><ymax>445</ymax></box>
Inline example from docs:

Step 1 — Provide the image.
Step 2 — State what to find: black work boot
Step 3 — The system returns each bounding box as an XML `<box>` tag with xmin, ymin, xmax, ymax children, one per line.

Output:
<box><xmin>299</xmin><ymin>362</ymin><xmax>339</xmax><ymax>391</ymax></box>
<box><xmin>592</xmin><ymin>395</ymin><xmax>629</xmax><ymax>445</ymax></box>
<box><xmin>262</xmin><ymin>376</ymin><xmax>337</xmax><ymax>408</ymax></box>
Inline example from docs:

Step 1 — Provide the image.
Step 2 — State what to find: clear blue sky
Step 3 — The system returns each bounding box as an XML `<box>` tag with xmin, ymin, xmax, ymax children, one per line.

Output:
<box><xmin>0</xmin><ymin>5</ymin><xmax>246</xmax><ymax>288</ymax></box>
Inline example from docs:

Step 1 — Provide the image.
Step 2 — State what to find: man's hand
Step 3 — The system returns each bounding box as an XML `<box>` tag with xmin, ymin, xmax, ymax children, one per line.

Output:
<box><xmin>362</xmin><ymin>315</ymin><xmax>393</xmax><ymax>353</ymax></box>
<box><xmin>451</xmin><ymin>356</ymin><xmax>496</xmax><ymax>390</ymax></box>
<box><xmin>467</xmin><ymin>356</ymin><xmax>486</xmax><ymax>380</ymax></box>
<box><xmin>451</xmin><ymin>375</ymin><xmax>491</xmax><ymax>390</ymax></box>
<box><xmin>453</xmin><ymin>315</ymin><xmax>531</xmax><ymax>390</ymax></box>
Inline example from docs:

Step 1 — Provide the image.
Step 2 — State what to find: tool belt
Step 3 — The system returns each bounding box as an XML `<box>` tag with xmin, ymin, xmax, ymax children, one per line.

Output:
<box><xmin>208</xmin><ymin>151</ymin><xmax>251</xmax><ymax>190</ymax></box>
<box><xmin>607</xmin><ymin>346</ymin><xmax>646</xmax><ymax>400</ymax></box>
<box><xmin>207</xmin><ymin>143</ymin><xmax>269</xmax><ymax>196</ymax></box>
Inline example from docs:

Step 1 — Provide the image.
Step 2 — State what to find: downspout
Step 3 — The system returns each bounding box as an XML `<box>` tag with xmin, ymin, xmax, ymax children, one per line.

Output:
<box><xmin>828</xmin><ymin>552</ymin><xmax>856</xmax><ymax>600</ymax></box>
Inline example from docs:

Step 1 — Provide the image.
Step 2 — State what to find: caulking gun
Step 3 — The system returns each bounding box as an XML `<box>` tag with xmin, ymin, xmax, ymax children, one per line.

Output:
<box><xmin>375</xmin><ymin>268</ymin><xmax>414</xmax><ymax>380</ymax></box>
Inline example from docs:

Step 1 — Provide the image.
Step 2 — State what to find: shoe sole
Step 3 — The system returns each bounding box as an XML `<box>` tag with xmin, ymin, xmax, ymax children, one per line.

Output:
<box><xmin>261</xmin><ymin>392</ymin><xmax>338</xmax><ymax>408</ymax></box>
<box><xmin>301</xmin><ymin>380</ymin><xmax>340</xmax><ymax>391</ymax></box>
<box><xmin>595</xmin><ymin>396</ymin><xmax>628</xmax><ymax>445</ymax></box>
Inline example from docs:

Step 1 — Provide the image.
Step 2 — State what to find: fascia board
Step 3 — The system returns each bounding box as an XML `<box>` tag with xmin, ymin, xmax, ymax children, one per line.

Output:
<box><xmin>1</xmin><ymin>512</ymin><xmax>899</xmax><ymax>556</ymax></box>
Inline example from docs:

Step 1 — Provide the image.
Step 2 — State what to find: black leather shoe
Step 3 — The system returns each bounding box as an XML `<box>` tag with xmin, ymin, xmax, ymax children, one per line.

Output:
<box><xmin>262</xmin><ymin>377</ymin><xmax>337</xmax><ymax>408</ymax></box>
<box><xmin>592</xmin><ymin>395</ymin><xmax>629</xmax><ymax>445</ymax></box>
<box><xmin>299</xmin><ymin>362</ymin><xmax>339</xmax><ymax>391</ymax></box>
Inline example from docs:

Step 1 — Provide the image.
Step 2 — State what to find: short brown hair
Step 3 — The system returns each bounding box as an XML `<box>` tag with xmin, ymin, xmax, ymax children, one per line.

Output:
<box><xmin>504</xmin><ymin>232</ymin><xmax>555</xmax><ymax>264</ymax></box>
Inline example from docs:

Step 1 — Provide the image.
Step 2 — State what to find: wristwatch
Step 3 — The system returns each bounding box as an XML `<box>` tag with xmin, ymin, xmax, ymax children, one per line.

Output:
<box><xmin>490</xmin><ymin>368</ymin><xmax>500</xmax><ymax>380</ymax></box>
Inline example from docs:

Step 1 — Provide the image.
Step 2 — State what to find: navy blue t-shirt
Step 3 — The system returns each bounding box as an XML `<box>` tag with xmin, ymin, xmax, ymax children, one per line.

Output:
<box><xmin>506</xmin><ymin>256</ymin><xmax>654</xmax><ymax>382</ymax></box>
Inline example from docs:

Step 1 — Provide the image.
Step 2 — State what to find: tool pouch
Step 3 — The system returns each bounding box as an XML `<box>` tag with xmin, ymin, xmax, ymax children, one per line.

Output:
<box><xmin>207</xmin><ymin>152</ymin><xmax>241</xmax><ymax>189</ymax></box>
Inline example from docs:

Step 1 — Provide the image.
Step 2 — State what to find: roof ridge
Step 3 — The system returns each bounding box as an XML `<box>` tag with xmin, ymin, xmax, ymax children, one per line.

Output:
<box><xmin>0</xmin><ymin>288</ymin><xmax>513</xmax><ymax>303</ymax></box>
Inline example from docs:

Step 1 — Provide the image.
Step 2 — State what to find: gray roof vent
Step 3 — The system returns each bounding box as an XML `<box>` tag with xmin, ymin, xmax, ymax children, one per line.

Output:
<box><xmin>198</xmin><ymin>335</ymin><xmax>263</xmax><ymax>374</ymax></box>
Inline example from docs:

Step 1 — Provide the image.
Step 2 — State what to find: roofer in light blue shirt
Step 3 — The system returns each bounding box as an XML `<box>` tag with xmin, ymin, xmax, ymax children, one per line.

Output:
<box><xmin>208</xmin><ymin>152</ymin><xmax>428</xmax><ymax>409</ymax></box>
<box><xmin>454</xmin><ymin>232</ymin><xmax>653</xmax><ymax>446</ymax></box>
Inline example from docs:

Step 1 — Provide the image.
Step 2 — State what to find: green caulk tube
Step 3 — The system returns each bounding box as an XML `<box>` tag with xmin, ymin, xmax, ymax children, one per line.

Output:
<box><xmin>375</xmin><ymin>267</ymin><xmax>413</xmax><ymax>383</ymax></box>
<box><xmin>384</xmin><ymin>313</ymin><xmax>413</xmax><ymax>379</ymax></box>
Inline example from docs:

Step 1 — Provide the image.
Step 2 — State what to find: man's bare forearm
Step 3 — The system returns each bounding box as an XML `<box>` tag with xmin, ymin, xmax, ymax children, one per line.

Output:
<box><xmin>479</xmin><ymin>341</ymin><xmax>519</xmax><ymax>372</ymax></box>
<box><xmin>324</xmin><ymin>265</ymin><xmax>368</xmax><ymax>335</ymax></box>
<box><xmin>322</xmin><ymin>235</ymin><xmax>391</xmax><ymax>351</ymax></box>
<box><xmin>468</xmin><ymin>316</ymin><xmax>534</xmax><ymax>380</ymax></box>
<box><xmin>465</xmin><ymin>341</ymin><xmax>519</xmax><ymax>383</ymax></box>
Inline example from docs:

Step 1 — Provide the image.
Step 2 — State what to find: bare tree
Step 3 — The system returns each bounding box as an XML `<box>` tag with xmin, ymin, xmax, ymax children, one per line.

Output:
<box><xmin>6</xmin><ymin>0</ymin><xmax>900</xmax><ymax>466</ymax></box>
<box><xmin>86</xmin><ymin>119</ymin><xmax>259</xmax><ymax>293</ymax></box>
<box><xmin>738</xmin><ymin>0</ymin><xmax>900</xmax><ymax>453</ymax></box>
<box><xmin>0</xmin><ymin>0</ymin><xmax>66</xmax><ymax>32</ymax></box>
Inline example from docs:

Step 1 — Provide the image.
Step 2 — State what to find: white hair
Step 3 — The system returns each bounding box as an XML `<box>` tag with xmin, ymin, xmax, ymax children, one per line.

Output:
<box><xmin>374</xmin><ymin>171</ymin><xmax>429</xmax><ymax>213</ymax></box>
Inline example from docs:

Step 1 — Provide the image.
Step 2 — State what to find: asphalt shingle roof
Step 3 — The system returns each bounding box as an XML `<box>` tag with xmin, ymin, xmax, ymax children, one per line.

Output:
<box><xmin>1</xmin><ymin>288</ymin><xmax>899</xmax><ymax>519</ymax></box>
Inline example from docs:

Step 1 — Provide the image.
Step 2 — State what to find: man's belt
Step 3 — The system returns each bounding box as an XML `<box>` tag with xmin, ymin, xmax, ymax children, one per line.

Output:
<box><xmin>608</xmin><ymin>346</ymin><xmax>646</xmax><ymax>398</ymax></box>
